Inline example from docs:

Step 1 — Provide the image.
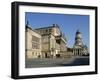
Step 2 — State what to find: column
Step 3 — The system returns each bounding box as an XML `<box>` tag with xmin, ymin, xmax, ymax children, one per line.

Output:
<box><xmin>79</xmin><ymin>49</ymin><xmax>81</xmax><ymax>56</ymax></box>
<box><xmin>79</xmin><ymin>49</ymin><xmax>80</xmax><ymax>56</ymax></box>
<box><xmin>74</xmin><ymin>49</ymin><xmax>76</xmax><ymax>56</ymax></box>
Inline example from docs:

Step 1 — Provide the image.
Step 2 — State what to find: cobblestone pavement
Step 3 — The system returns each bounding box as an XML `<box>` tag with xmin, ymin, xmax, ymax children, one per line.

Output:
<box><xmin>25</xmin><ymin>56</ymin><xmax>89</xmax><ymax>68</ymax></box>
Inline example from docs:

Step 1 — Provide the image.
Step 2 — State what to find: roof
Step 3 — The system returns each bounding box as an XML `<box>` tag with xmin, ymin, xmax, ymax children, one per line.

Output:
<box><xmin>26</xmin><ymin>26</ymin><xmax>41</xmax><ymax>34</ymax></box>
<box><xmin>34</xmin><ymin>24</ymin><xmax>59</xmax><ymax>30</ymax></box>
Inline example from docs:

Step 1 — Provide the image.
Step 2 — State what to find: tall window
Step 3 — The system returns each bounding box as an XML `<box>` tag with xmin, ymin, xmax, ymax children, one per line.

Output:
<box><xmin>32</xmin><ymin>36</ymin><xmax>40</xmax><ymax>49</ymax></box>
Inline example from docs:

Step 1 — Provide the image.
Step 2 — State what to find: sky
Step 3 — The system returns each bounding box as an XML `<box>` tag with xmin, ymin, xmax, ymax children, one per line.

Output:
<box><xmin>25</xmin><ymin>12</ymin><xmax>89</xmax><ymax>48</ymax></box>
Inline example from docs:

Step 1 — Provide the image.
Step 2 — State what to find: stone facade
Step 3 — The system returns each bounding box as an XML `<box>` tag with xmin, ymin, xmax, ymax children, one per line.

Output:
<box><xmin>25</xmin><ymin>27</ymin><xmax>42</xmax><ymax>59</ymax></box>
<box><xmin>25</xmin><ymin>25</ymin><xmax>89</xmax><ymax>59</ymax></box>
<box><xmin>26</xmin><ymin>24</ymin><xmax>68</xmax><ymax>59</ymax></box>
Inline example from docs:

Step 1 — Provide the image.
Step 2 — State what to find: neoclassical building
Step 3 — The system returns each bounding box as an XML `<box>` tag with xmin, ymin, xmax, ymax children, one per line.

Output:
<box><xmin>25</xmin><ymin>24</ymin><xmax>67</xmax><ymax>59</ymax></box>
<box><xmin>73</xmin><ymin>30</ymin><xmax>89</xmax><ymax>56</ymax></box>
<box><xmin>25</xmin><ymin>23</ymin><xmax>89</xmax><ymax>59</ymax></box>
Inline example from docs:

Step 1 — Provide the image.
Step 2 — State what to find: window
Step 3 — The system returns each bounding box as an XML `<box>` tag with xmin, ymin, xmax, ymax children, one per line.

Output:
<box><xmin>49</xmin><ymin>29</ymin><xmax>52</xmax><ymax>33</ymax></box>
<box><xmin>32</xmin><ymin>35</ymin><xmax>40</xmax><ymax>49</ymax></box>
<box><xmin>32</xmin><ymin>52</ymin><xmax>34</xmax><ymax>55</ymax></box>
<box><xmin>32</xmin><ymin>42</ymin><xmax>40</xmax><ymax>49</ymax></box>
<box><xmin>45</xmin><ymin>29</ymin><xmax>48</xmax><ymax>32</ymax></box>
<box><xmin>32</xmin><ymin>36</ymin><xmax>39</xmax><ymax>42</ymax></box>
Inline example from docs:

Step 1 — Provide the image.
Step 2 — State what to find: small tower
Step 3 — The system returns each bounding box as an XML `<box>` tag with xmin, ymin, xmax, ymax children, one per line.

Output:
<box><xmin>74</xmin><ymin>30</ymin><xmax>83</xmax><ymax>48</ymax></box>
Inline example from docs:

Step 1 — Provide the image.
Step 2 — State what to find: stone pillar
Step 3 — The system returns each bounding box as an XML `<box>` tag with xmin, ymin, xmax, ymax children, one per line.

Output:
<box><xmin>75</xmin><ymin>49</ymin><xmax>76</xmax><ymax>56</ymax></box>
<box><xmin>74</xmin><ymin>49</ymin><xmax>76</xmax><ymax>56</ymax></box>
<box><xmin>80</xmin><ymin>49</ymin><xmax>82</xmax><ymax>56</ymax></box>
<box><xmin>73</xmin><ymin>49</ymin><xmax>74</xmax><ymax>56</ymax></box>
<box><xmin>76</xmin><ymin>49</ymin><xmax>78</xmax><ymax>56</ymax></box>
<box><xmin>79</xmin><ymin>49</ymin><xmax>81</xmax><ymax>56</ymax></box>
<box><xmin>79</xmin><ymin>49</ymin><xmax>80</xmax><ymax>56</ymax></box>
<box><xmin>77</xmin><ymin>49</ymin><xmax>78</xmax><ymax>56</ymax></box>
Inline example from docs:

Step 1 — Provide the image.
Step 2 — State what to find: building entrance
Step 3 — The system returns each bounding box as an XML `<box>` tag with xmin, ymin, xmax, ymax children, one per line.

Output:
<box><xmin>45</xmin><ymin>53</ymin><xmax>48</xmax><ymax>58</ymax></box>
<box><xmin>56</xmin><ymin>54</ymin><xmax>60</xmax><ymax>58</ymax></box>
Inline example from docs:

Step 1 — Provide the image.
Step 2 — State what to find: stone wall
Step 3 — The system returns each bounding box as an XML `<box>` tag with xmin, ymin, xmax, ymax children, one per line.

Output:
<box><xmin>26</xmin><ymin>28</ymin><xmax>42</xmax><ymax>59</ymax></box>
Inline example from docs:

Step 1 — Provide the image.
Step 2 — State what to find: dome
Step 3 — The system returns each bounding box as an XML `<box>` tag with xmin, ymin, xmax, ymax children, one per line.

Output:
<box><xmin>76</xmin><ymin>30</ymin><xmax>81</xmax><ymax>34</ymax></box>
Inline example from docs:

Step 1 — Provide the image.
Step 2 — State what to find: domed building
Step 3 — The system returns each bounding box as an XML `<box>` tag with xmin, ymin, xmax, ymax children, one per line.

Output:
<box><xmin>73</xmin><ymin>30</ymin><xmax>89</xmax><ymax>56</ymax></box>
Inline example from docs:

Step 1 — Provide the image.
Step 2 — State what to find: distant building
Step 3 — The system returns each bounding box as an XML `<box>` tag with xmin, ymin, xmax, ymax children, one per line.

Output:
<box><xmin>25</xmin><ymin>24</ymin><xmax>68</xmax><ymax>59</ymax></box>
<box><xmin>73</xmin><ymin>30</ymin><xmax>89</xmax><ymax>56</ymax></box>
